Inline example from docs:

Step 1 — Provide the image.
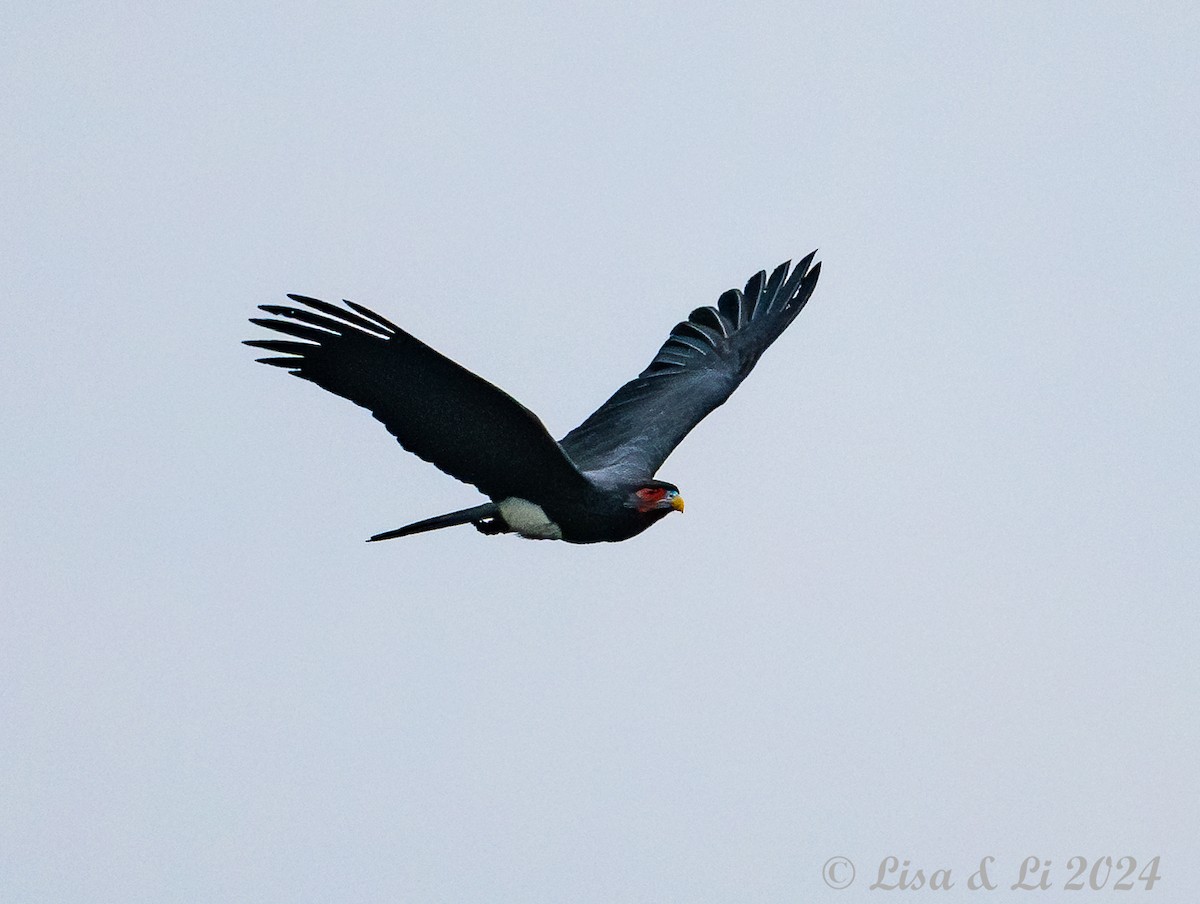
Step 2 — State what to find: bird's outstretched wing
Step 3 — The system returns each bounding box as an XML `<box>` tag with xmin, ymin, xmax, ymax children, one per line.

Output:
<box><xmin>560</xmin><ymin>252</ymin><xmax>821</xmax><ymax>477</ymax></box>
<box><xmin>246</xmin><ymin>296</ymin><xmax>590</xmax><ymax>502</ymax></box>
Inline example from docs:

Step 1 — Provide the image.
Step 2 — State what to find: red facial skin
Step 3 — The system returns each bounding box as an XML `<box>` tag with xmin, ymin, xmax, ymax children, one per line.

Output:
<box><xmin>634</xmin><ymin>486</ymin><xmax>668</xmax><ymax>512</ymax></box>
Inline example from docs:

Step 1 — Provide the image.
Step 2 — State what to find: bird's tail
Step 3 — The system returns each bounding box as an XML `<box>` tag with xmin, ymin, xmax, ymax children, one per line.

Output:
<box><xmin>367</xmin><ymin>503</ymin><xmax>501</xmax><ymax>542</ymax></box>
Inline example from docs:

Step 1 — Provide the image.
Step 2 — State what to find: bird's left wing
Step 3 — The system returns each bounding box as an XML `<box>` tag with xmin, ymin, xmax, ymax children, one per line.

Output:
<box><xmin>560</xmin><ymin>252</ymin><xmax>821</xmax><ymax>476</ymax></box>
<box><xmin>246</xmin><ymin>296</ymin><xmax>591</xmax><ymax>502</ymax></box>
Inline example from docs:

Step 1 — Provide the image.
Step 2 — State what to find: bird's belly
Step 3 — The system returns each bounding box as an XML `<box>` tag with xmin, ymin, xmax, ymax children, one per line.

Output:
<box><xmin>497</xmin><ymin>497</ymin><xmax>564</xmax><ymax>541</ymax></box>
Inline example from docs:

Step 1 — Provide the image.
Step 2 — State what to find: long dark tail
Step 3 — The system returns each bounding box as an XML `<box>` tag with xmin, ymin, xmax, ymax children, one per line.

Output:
<box><xmin>367</xmin><ymin>503</ymin><xmax>501</xmax><ymax>542</ymax></box>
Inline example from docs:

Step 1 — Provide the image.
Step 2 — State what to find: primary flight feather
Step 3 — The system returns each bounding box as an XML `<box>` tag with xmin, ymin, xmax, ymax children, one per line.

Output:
<box><xmin>246</xmin><ymin>251</ymin><xmax>821</xmax><ymax>543</ymax></box>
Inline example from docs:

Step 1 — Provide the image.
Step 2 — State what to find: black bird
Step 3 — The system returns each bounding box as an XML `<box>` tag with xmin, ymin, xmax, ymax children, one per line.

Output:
<box><xmin>246</xmin><ymin>252</ymin><xmax>821</xmax><ymax>543</ymax></box>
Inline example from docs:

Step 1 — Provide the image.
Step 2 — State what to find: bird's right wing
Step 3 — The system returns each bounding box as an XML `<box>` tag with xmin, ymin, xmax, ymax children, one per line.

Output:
<box><xmin>246</xmin><ymin>296</ymin><xmax>590</xmax><ymax>502</ymax></box>
<box><xmin>560</xmin><ymin>252</ymin><xmax>821</xmax><ymax>477</ymax></box>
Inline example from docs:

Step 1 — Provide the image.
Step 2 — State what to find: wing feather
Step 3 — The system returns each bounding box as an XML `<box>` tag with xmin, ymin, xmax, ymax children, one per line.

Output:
<box><xmin>560</xmin><ymin>253</ymin><xmax>821</xmax><ymax>476</ymax></box>
<box><xmin>246</xmin><ymin>297</ymin><xmax>590</xmax><ymax>502</ymax></box>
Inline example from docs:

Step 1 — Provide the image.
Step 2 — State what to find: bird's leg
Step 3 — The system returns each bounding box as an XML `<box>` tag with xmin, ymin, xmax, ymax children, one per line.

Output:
<box><xmin>474</xmin><ymin>517</ymin><xmax>510</xmax><ymax>535</ymax></box>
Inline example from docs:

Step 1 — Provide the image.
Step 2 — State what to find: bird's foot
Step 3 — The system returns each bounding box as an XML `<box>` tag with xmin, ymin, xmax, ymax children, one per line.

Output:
<box><xmin>474</xmin><ymin>518</ymin><xmax>508</xmax><ymax>535</ymax></box>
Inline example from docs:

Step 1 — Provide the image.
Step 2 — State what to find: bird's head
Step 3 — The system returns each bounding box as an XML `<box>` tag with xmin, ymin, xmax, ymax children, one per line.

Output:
<box><xmin>625</xmin><ymin>481</ymin><xmax>685</xmax><ymax>517</ymax></box>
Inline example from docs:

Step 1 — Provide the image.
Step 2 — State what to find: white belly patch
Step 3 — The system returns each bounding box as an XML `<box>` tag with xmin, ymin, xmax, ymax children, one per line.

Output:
<box><xmin>497</xmin><ymin>497</ymin><xmax>563</xmax><ymax>540</ymax></box>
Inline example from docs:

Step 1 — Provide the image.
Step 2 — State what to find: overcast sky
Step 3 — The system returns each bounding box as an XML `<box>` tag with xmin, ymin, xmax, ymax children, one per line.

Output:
<box><xmin>3</xmin><ymin>2</ymin><xmax>1198</xmax><ymax>902</ymax></box>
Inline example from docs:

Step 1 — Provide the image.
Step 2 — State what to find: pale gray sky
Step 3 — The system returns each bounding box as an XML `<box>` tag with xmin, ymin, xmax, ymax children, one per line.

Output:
<box><xmin>3</xmin><ymin>2</ymin><xmax>1198</xmax><ymax>902</ymax></box>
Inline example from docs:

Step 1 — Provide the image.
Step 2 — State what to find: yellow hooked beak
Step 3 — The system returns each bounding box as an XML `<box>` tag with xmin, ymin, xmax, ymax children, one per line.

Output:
<box><xmin>671</xmin><ymin>494</ymin><xmax>685</xmax><ymax>512</ymax></box>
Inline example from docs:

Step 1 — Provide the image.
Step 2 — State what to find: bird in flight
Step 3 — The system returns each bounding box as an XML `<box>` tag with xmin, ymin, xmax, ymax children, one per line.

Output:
<box><xmin>246</xmin><ymin>251</ymin><xmax>821</xmax><ymax>543</ymax></box>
